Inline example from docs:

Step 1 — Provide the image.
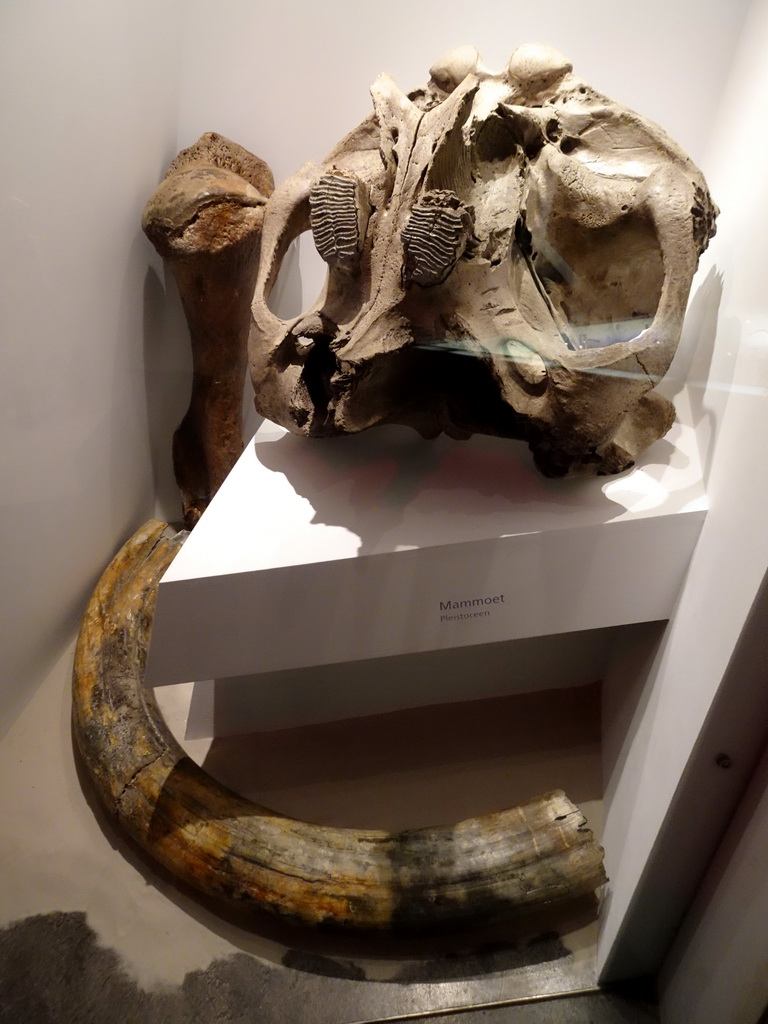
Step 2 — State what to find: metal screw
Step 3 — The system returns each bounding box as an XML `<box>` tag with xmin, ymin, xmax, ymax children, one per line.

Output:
<box><xmin>715</xmin><ymin>753</ymin><xmax>733</xmax><ymax>769</ymax></box>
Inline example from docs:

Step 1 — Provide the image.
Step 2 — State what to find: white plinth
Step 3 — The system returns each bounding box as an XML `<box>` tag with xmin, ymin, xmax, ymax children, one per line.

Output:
<box><xmin>145</xmin><ymin>388</ymin><xmax>707</xmax><ymax>690</ymax></box>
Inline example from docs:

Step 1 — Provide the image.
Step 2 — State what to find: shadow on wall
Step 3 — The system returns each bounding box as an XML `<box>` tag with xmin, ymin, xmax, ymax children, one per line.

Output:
<box><xmin>199</xmin><ymin>680</ymin><xmax>604</xmax><ymax>828</ymax></box>
<box><xmin>661</xmin><ymin>265</ymin><xmax>722</xmax><ymax>402</ymax></box>
<box><xmin>142</xmin><ymin>266</ymin><xmax>190</xmax><ymax>527</ymax></box>
<box><xmin>662</xmin><ymin>264</ymin><xmax>742</xmax><ymax>488</ymax></box>
<box><xmin>141</xmin><ymin>228</ymin><xmax>316</xmax><ymax>531</ymax></box>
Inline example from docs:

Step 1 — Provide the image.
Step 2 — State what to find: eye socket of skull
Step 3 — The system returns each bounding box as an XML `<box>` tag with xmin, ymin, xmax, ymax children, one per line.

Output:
<box><xmin>524</xmin><ymin>175</ymin><xmax>664</xmax><ymax>351</ymax></box>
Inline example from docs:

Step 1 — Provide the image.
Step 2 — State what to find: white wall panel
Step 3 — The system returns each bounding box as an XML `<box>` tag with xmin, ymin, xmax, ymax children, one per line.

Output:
<box><xmin>177</xmin><ymin>0</ymin><xmax>743</xmax><ymax>170</ymax></box>
<box><xmin>0</xmin><ymin>1</ymin><xmax>184</xmax><ymax>733</ymax></box>
<box><xmin>660</xmin><ymin>741</ymin><xmax>768</xmax><ymax>1023</ymax></box>
<box><xmin>599</xmin><ymin>0</ymin><xmax>768</xmax><ymax>978</ymax></box>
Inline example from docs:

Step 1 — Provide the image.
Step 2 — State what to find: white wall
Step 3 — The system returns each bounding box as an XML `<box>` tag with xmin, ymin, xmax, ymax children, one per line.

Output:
<box><xmin>176</xmin><ymin>0</ymin><xmax>747</xmax><ymax>307</ymax></box>
<box><xmin>660</xmin><ymin>739</ymin><xmax>768</xmax><ymax>1023</ymax></box>
<box><xmin>599</xmin><ymin>0</ymin><xmax>768</xmax><ymax>979</ymax></box>
<box><xmin>177</xmin><ymin>0</ymin><xmax>742</xmax><ymax>170</ymax></box>
<box><xmin>0</xmin><ymin>1</ymin><xmax>184</xmax><ymax>734</ymax></box>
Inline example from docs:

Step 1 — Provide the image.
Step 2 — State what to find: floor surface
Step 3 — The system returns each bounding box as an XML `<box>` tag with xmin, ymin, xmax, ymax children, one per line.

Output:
<box><xmin>403</xmin><ymin>988</ymin><xmax>660</xmax><ymax>1023</ymax></box>
<box><xmin>1</xmin><ymin>642</ymin><xmax>610</xmax><ymax>1023</ymax></box>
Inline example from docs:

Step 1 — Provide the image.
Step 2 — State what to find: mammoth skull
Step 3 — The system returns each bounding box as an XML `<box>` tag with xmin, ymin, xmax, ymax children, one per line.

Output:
<box><xmin>250</xmin><ymin>44</ymin><xmax>717</xmax><ymax>476</ymax></box>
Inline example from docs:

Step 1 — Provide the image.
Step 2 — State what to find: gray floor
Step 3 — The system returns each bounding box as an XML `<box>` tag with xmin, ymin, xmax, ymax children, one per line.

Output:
<box><xmin>0</xmin><ymin>912</ymin><xmax>659</xmax><ymax>1024</ymax></box>
<box><xmin>387</xmin><ymin>988</ymin><xmax>659</xmax><ymax>1023</ymax></box>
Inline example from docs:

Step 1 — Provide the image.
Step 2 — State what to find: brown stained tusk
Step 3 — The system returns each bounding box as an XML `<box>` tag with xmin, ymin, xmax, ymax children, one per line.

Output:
<box><xmin>142</xmin><ymin>134</ymin><xmax>274</xmax><ymax>529</ymax></box>
<box><xmin>72</xmin><ymin>520</ymin><xmax>606</xmax><ymax>930</ymax></box>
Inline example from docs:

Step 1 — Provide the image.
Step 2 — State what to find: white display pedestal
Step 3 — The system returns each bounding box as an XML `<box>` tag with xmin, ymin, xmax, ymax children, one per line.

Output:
<box><xmin>146</xmin><ymin>388</ymin><xmax>706</xmax><ymax>732</ymax></box>
<box><xmin>182</xmin><ymin>625</ymin><xmax>624</xmax><ymax>736</ymax></box>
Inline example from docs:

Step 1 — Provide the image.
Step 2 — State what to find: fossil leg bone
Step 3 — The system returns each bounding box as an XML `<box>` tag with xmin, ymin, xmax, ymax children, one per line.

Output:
<box><xmin>143</xmin><ymin>134</ymin><xmax>274</xmax><ymax>527</ymax></box>
<box><xmin>73</xmin><ymin>519</ymin><xmax>606</xmax><ymax>929</ymax></box>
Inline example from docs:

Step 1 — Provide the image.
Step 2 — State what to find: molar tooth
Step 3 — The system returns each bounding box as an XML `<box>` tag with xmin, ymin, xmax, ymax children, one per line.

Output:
<box><xmin>402</xmin><ymin>190</ymin><xmax>472</xmax><ymax>287</ymax></box>
<box><xmin>309</xmin><ymin>172</ymin><xmax>370</xmax><ymax>269</ymax></box>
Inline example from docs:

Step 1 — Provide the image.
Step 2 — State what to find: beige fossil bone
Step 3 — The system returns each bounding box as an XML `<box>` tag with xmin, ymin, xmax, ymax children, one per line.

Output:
<box><xmin>142</xmin><ymin>133</ymin><xmax>274</xmax><ymax>527</ymax></box>
<box><xmin>249</xmin><ymin>45</ymin><xmax>716</xmax><ymax>476</ymax></box>
<box><xmin>72</xmin><ymin>519</ymin><xmax>606</xmax><ymax>929</ymax></box>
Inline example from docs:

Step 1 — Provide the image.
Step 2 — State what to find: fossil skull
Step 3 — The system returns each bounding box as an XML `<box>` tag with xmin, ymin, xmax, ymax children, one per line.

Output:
<box><xmin>250</xmin><ymin>44</ymin><xmax>716</xmax><ymax>476</ymax></box>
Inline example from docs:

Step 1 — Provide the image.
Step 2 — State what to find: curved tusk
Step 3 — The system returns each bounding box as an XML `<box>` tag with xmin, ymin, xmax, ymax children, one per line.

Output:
<box><xmin>72</xmin><ymin>520</ymin><xmax>606</xmax><ymax>930</ymax></box>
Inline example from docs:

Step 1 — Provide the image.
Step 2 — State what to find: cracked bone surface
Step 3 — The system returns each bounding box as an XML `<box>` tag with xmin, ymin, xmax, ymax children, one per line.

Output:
<box><xmin>143</xmin><ymin>133</ymin><xmax>274</xmax><ymax>527</ymax></box>
<box><xmin>72</xmin><ymin>520</ymin><xmax>606</xmax><ymax>929</ymax></box>
<box><xmin>250</xmin><ymin>45</ymin><xmax>716</xmax><ymax>476</ymax></box>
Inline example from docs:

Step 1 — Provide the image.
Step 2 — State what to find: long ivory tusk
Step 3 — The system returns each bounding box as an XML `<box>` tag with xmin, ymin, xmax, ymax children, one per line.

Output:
<box><xmin>142</xmin><ymin>134</ymin><xmax>274</xmax><ymax>528</ymax></box>
<box><xmin>72</xmin><ymin>520</ymin><xmax>606</xmax><ymax>929</ymax></box>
